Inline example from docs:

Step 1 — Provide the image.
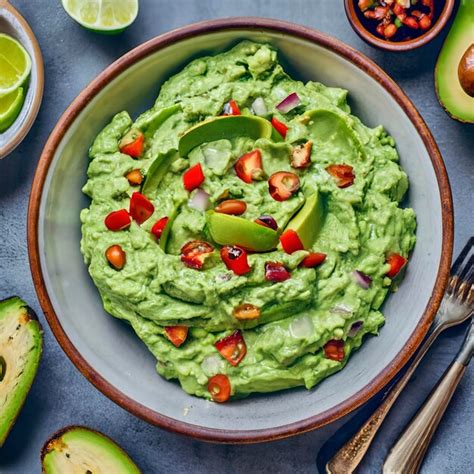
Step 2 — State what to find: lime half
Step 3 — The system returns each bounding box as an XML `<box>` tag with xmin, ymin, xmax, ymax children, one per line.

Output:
<box><xmin>61</xmin><ymin>0</ymin><xmax>139</xmax><ymax>34</ymax></box>
<box><xmin>0</xmin><ymin>34</ymin><xmax>31</xmax><ymax>97</ymax></box>
<box><xmin>0</xmin><ymin>87</ymin><xmax>25</xmax><ymax>133</ymax></box>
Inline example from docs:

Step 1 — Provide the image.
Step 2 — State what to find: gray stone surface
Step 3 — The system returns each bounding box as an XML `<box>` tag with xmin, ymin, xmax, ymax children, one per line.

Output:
<box><xmin>0</xmin><ymin>0</ymin><xmax>472</xmax><ymax>472</ymax></box>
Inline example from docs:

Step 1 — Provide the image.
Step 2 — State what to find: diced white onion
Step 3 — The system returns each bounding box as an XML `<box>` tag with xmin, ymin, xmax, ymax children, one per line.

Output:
<box><xmin>203</xmin><ymin>146</ymin><xmax>227</xmax><ymax>169</ymax></box>
<box><xmin>201</xmin><ymin>355</ymin><xmax>224</xmax><ymax>377</ymax></box>
<box><xmin>331</xmin><ymin>304</ymin><xmax>353</xmax><ymax>318</ymax></box>
<box><xmin>290</xmin><ymin>315</ymin><xmax>314</xmax><ymax>339</ymax></box>
<box><xmin>251</xmin><ymin>97</ymin><xmax>268</xmax><ymax>116</ymax></box>
<box><xmin>188</xmin><ymin>189</ymin><xmax>210</xmax><ymax>212</ymax></box>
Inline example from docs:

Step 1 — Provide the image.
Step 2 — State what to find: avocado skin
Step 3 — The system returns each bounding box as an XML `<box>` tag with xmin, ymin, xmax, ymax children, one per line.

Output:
<box><xmin>0</xmin><ymin>296</ymin><xmax>43</xmax><ymax>447</ymax></box>
<box><xmin>435</xmin><ymin>0</ymin><xmax>474</xmax><ymax>123</ymax></box>
<box><xmin>41</xmin><ymin>425</ymin><xmax>141</xmax><ymax>474</ymax></box>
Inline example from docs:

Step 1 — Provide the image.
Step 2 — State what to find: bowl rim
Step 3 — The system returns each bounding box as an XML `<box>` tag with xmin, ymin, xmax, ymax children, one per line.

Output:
<box><xmin>0</xmin><ymin>0</ymin><xmax>44</xmax><ymax>159</ymax></box>
<box><xmin>27</xmin><ymin>17</ymin><xmax>453</xmax><ymax>444</ymax></box>
<box><xmin>343</xmin><ymin>0</ymin><xmax>456</xmax><ymax>52</ymax></box>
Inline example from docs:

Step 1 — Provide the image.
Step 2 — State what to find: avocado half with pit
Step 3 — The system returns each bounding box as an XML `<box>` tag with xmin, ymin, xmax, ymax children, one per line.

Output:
<box><xmin>41</xmin><ymin>426</ymin><xmax>141</xmax><ymax>473</ymax></box>
<box><xmin>435</xmin><ymin>0</ymin><xmax>474</xmax><ymax>123</ymax></box>
<box><xmin>0</xmin><ymin>296</ymin><xmax>43</xmax><ymax>447</ymax></box>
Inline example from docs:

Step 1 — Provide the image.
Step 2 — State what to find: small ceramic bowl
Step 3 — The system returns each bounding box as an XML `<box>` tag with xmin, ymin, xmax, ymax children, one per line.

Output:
<box><xmin>0</xmin><ymin>0</ymin><xmax>44</xmax><ymax>159</ymax></box>
<box><xmin>344</xmin><ymin>0</ymin><xmax>456</xmax><ymax>52</ymax></box>
<box><xmin>28</xmin><ymin>18</ymin><xmax>453</xmax><ymax>443</ymax></box>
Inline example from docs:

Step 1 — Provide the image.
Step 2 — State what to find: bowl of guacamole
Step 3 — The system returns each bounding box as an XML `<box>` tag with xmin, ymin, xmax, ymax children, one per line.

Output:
<box><xmin>29</xmin><ymin>19</ymin><xmax>453</xmax><ymax>442</ymax></box>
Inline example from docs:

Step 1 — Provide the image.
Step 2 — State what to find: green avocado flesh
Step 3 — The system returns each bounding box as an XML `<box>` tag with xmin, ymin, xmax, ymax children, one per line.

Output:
<box><xmin>42</xmin><ymin>426</ymin><xmax>140</xmax><ymax>473</ymax></box>
<box><xmin>435</xmin><ymin>0</ymin><xmax>474</xmax><ymax>123</ymax></box>
<box><xmin>0</xmin><ymin>297</ymin><xmax>42</xmax><ymax>446</ymax></box>
<box><xmin>80</xmin><ymin>41</ymin><xmax>416</xmax><ymax>400</ymax></box>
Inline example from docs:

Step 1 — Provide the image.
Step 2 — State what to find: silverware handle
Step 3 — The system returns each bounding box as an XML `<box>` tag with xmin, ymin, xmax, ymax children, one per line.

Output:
<box><xmin>326</xmin><ymin>323</ymin><xmax>442</xmax><ymax>474</ymax></box>
<box><xmin>382</xmin><ymin>361</ymin><xmax>466</xmax><ymax>474</ymax></box>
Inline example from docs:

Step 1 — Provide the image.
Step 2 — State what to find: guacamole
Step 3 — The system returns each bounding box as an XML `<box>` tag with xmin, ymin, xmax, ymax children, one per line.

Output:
<box><xmin>80</xmin><ymin>41</ymin><xmax>416</xmax><ymax>401</ymax></box>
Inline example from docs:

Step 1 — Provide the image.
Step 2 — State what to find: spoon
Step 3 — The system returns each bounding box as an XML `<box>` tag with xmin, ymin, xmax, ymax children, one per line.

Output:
<box><xmin>0</xmin><ymin>0</ymin><xmax>44</xmax><ymax>159</ymax></box>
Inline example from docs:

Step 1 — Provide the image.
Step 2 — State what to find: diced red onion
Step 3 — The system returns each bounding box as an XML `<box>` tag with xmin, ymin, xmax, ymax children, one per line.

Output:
<box><xmin>352</xmin><ymin>270</ymin><xmax>372</xmax><ymax>289</ymax></box>
<box><xmin>276</xmin><ymin>92</ymin><xmax>300</xmax><ymax>114</ymax></box>
<box><xmin>200</xmin><ymin>355</ymin><xmax>224</xmax><ymax>376</ymax></box>
<box><xmin>188</xmin><ymin>189</ymin><xmax>210</xmax><ymax>212</ymax></box>
<box><xmin>348</xmin><ymin>321</ymin><xmax>363</xmax><ymax>337</ymax></box>
<box><xmin>251</xmin><ymin>97</ymin><xmax>267</xmax><ymax>116</ymax></box>
<box><xmin>290</xmin><ymin>315</ymin><xmax>314</xmax><ymax>338</ymax></box>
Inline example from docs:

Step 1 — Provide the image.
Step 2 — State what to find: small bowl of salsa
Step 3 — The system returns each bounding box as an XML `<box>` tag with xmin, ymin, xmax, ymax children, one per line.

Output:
<box><xmin>344</xmin><ymin>0</ymin><xmax>456</xmax><ymax>51</ymax></box>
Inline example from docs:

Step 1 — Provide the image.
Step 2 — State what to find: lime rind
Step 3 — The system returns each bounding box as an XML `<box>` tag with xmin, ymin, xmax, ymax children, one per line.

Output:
<box><xmin>61</xmin><ymin>0</ymin><xmax>139</xmax><ymax>34</ymax></box>
<box><xmin>0</xmin><ymin>87</ymin><xmax>25</xmax><ymax>133</ymax></box>
<box><xmin>0</xmin><ymin>34</ymin><xmax>31</xmax><ymax>98</ymax></box>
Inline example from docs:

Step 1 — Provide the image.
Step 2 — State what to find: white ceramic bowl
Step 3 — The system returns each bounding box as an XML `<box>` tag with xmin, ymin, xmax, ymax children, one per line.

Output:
<box><xmin>28</xmin><ymin>18</ymin><xmax>453</xmax><ymax>443</ymax></box>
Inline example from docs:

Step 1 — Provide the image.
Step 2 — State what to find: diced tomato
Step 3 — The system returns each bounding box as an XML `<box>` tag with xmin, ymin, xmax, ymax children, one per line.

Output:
<box><xmin>222</xmin><ymin>99</ymin><xmax>241</xmax><ymax>116</ymax></box>
<box><xmin>208</xmin><ymin>374</ymin><xmax>231</xmax><ymax>403</ymax></box>
<box><xmin>125</xmin><ymin>169</ymin><xmax>143</xmax><ymax>186</ymax></box>
<box><xmin>119</xmin><ymin>129</ymin><xmax>144</xmax><ymax>158</ymax></box>
<box><xmin>268</xmin><ymin>171</ymin><xmax>300</xmax><ymax>201</ymax></box>
<box><xmin>326</xmin><ymin>164</ymin><xmax>355</xmax><ymax>188</ymax></box>
<box><xmin>234</xmin><ymin>150</ymin><xmax>264</xmax><ymax>184</ymax></box>
<box><xmin>104</xmin><ymin>209</ymin><xmax>131</xmax><ymax>231</ymax></box>
<box><xmin>301</xmin><ymin>252</ymin><xmax>327</xmax><ymax>268</ymax></box>
<box><xmin>181</xmin><ymin>240</ymin><xmax>214</xmax><ymax>270</ymax></box>
<box><xmin>220</xmin><ymin>246</ymin><xmax>251</xmax><ymax>276</ymax></box>
<box><xmin>215</xmin><ymin>330</ymin><xmax>247</xmax><ymax>366</ymax></box>
<box><xmin>183</xmin><ymin>163</ymin><xmax>205</xmax><ymax>191</ymax></box>
<box><xmin>233</xmin><ymin>303</ymin><xmax>261</xmax><ymax>320</ymax></box>
<box><xmin>265</xmin><ymin>262</ymin><xmax>291</xmax><ymax>282</ymax></box>
<box><xmin>280</xmin><ymin>229</ymin><xmax>304</xmax><ymax>254</ymax></box>
<box><xmin>324</xmin><ymin>339</ymin><xmax>345</xmax><ymax>362</ymax></box>
<box><xmin>271</xmin><ymin>117</ymin><xmax>289</xmax><ymax>139</ymax></box>
<box><xmin>393</xmin><ymin>3</ymin><xmax>405</xmax><ymax>16</ymax></box>
<box><xmin>129</xmin><ymin>192</ymin><xmax>154</xmax><ymax>224</ymax></box>
<box><xmin>291</xmin><ymin>141</ymin><xmax>312</xmax><ymax>169</ymax></box>
<box><xmin>386</xmin><ymin>253</ymin><xmax>407</xmax><ymax>278</ymax></box>
<box><xmin>151</xmin><ymin>217</ymin><xmax>169</xmax><ymax>241</ymax></box>
<box><xmin>165</xmin><ymin>326</ymin><xmax>188</xmax><ymax>347</ymax></box>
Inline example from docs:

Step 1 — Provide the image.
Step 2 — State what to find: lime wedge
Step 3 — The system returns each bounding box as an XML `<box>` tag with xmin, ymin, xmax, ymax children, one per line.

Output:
<box><xmin>0</xmin><ymin>87</ymin><xmax>25</xmax><ymax>133</ymax></box>
<box><xmin>61</xmin><ymin>0</ymin><xmax>139</xmax><ymax>34</ymax></box>
<box><xmin>0</xmin><ymin>34</ymin><xmax>31</xmax><ymax>97</ymax></box>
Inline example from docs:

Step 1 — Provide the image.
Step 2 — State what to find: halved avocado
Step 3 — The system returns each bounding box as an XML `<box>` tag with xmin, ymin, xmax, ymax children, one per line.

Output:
<box><xmin>435</xmin><ymin>0</ymin><xmax>474</xmax><ymax>123</ymax></box>
<box><xmin>206</xmin><ymin>211</ymin><xmax>279</xmax><ymax>252</ymax></box>
<box><xmin>283</xmin><ymin>192</ymin><xmax>323</xmax><ymax>249</ymax></box>
<box><xmin>178</xmin><ymin>115</ymin><xmax>274</xmax><ymax>157</ymax></box>
<box><xmin>41</xmin><ymin>426</ymin><xmax>140</xmax><ymax>473</ymax></box>
<box><xmin>0</xmin><ymin>296</ymin><xmax>42</xmax><ymax>447</ymax></box>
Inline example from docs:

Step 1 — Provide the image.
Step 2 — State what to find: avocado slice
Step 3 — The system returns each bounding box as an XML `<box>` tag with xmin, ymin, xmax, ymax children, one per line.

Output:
<box><xmin>41</xmin><ymin>426</ymin><xmax>140</xmax><ymax>473</ymax></box>
<box><xmin>135</xmin><ymin>104</ymin><xmax>181</xmax><ymax>137</ymax></box>
<box><xmin>435</xmin><ymin>0</ymin><xmax>474</xmax><ymax>123</ymax></box>
<box><xmin>283</xmin><ymin>192</ymin><xmax>323</xmax><ymax>249</ymax></box>
<box><xmin>141</xmin><ymin>149</ymin><xmax>179</xmax><ymax>197</ymax></box>
<box><xmin>207</xmin><ymin>211</ymin><xmax>279</xmax><ymax>252</ymax></box>
<box><xmin>0</xmin><ymin>296</ymin><xmax>42</xmax><ymax>447</ymax></box>
<box><xmin>178</xmin><ymin>115</ymin><xmax>274</xmax><ymax>157</ymax></box>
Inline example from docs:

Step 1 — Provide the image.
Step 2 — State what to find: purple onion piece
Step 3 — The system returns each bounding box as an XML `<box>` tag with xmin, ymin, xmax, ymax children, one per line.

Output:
<box><xmin>188</xmin><ymin>188</ymin><xmax>210</xmax><ymax>212</ymax></box>
<box><xmin>352</xmin><ymin>270</ymin><xmax>372</xmax><ymax>289</ymax></box>
<box><xmin>276</xmin><ymin>92</ymin><xmax>300</xmax><ymax>114</ymax></box>
<box><xmin>348</xmin><ymin>321</ymin><xmax>363</xmax><ymax>338</ymax></box>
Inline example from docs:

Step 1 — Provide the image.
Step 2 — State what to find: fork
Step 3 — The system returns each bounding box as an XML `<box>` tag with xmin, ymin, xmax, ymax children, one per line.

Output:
<box><xmin>326</xmin><ymin>237</ymin><xmax>474</xmax><ymax>474</ymax></box>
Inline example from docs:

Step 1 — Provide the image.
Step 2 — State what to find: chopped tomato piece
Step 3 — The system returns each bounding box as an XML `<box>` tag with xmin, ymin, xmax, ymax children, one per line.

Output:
<box><xmin>268</xmin><ymin>171</ymin><xmax>300</xmax><ymax>201</ymax></box>
<box><xmin>104</xmin><ymin>209</ymin><xmax>131</xmax><ymax>231</ymax></box>
<box><xmin>324</xmin><ymin>339</ymin><xmax>345</xmax><ymax>362</ymax></box>
<box><xmin>291</xmin><ymin>141</ymin><xmax>313</xmax><ymax>168</ymax></box>
<box><xmin>164</xmin><ymin>325</ymin><xmax>188</xmax><ymax>347</ymax></box>
<box><xmin>125</xmin><ymin>169</ymin><xmax>143</xmax><ymax>186</ymax></box>
<box><xmin>255</xmin><ymin>215</ymin><xmax>278</xmax><ymax>230</ymax></box>
<box><xmin>220</xmin><ymin>246</ymin><xmax>251</xmax><ymax>276</ymax></box>
<box><xmin>234</xmin><ymin>150</ymin><xmax>264</xmax><ymax>184</ymax></box>
<box><xmin>265</xmin><ymin>262</ymin><xmax>291</xmax><ymax>282</ymax></box>
<box><xmin>233</xmin><ymin>303</ymin><xmax>261</xmax><ymax>320</ymax></box>
<box><xmin>105</xmin><ymin>245</ymin><xmax>126</xmax><ymax>270</ymax></box>
<box><xmin>386</xmin><ymin>253</ymin><xmax>407</xmax><ymax>278</ymax></box>
<box><xmin>271</xmin><ymin>117</ymin><xmax>289</xmax><ymax>138</ymax></box>
<box><xmin>280</xmin><ymin>229</ymin><xmax>304</xmax><ymax>254</ymax></box>
<box><xmin>326</xmin><ymin>164</ymin><xmax>355</xmax><ymax>188</ymax></box>
<box><xmin>119</xmin><ymin>129</ymin><xmax>144</xmax><ymax>158</ymax></box>
<box><xmin>215</xmin><ymin>199</ymin><xmax>247</xmax><ymax>216</ymax></box>
<box><xmin>151</xmin><ymin>217</ymin><xmax>169</xmax><ymax>241</ymax></box>
<box><xmin>222</xmin><ymin>99</ymin><xmax>241</xmax><ymax>116</ymax></box>
<box><xmin>301</xmin><ymin>252</ymin><xmax>327</xmax><ymax>268</ymax></box>
<box><xmin>215</xmin><ymin>330</ymin><xmax>247</xmax><ymax>366</ymax></box>
<box><xmin>208</xmin><ymin>374</ymin><xmax>231</xmax><ymax>403</ymax></box>
<box><xmin>180</xmin><ymin>240</ymin><xmax>214</xmax><ymax>270</ymax></box>
<box><xmin>183</xmin><ymin>163</ymin><xmax>205</xmax><ymax>191</ymax></box>
<box><xmin>129</xmin><ymin>192</ymin><xmax>154</xmax><ymax>224</ymax></box>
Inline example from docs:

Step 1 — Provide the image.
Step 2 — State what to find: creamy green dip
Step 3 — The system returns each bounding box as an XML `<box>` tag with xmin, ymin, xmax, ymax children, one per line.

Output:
<box><xmin>80</xmin><ymin>41</ymin><xmax>416</xmax><ymax>400</ymax></box>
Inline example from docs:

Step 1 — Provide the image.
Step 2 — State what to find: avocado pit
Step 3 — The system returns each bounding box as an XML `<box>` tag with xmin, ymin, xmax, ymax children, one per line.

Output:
<box><xmin>458</xmin><ymin>44</ymin><xmax>474</xmax><ymax>97</ymax></box>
